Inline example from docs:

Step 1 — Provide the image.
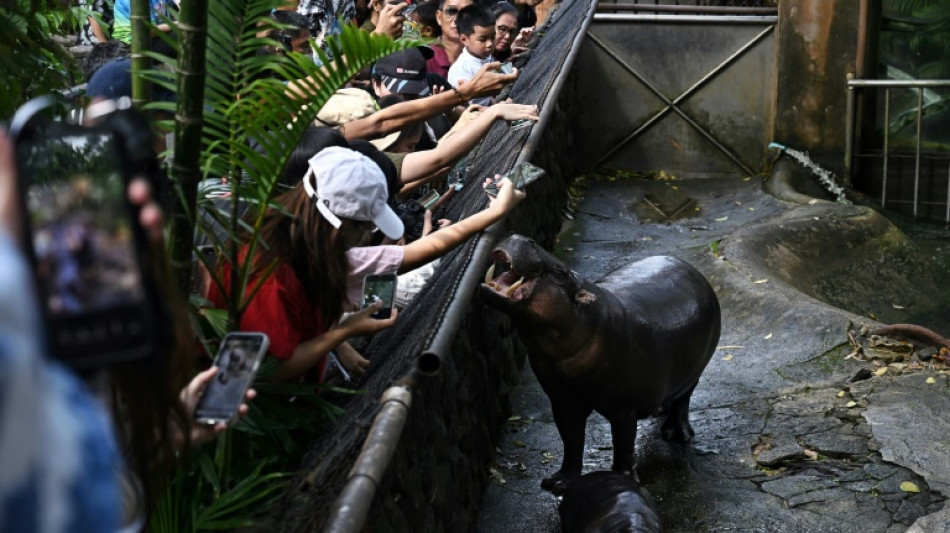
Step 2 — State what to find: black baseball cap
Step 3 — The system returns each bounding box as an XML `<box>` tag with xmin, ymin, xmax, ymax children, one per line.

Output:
<box><xmin>373</xmin><ymin>47</ymin><xmax>434</xmax><ymax>96</ymax></box>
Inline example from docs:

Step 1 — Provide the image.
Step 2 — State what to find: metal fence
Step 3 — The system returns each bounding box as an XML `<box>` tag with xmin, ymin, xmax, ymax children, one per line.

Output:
<box><xmin>845</xmin><ymin>79</ymin><xmax>950</xmax><ymax>224</ymax></box>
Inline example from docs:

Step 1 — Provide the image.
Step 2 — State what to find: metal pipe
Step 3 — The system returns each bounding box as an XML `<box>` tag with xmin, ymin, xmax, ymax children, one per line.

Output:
<box><xmin>419</xmin><ymin>0</ymin><xmax>598</xmax><ymax>372</ymax></box>
<box><xmin>914</xmin><ymin>88</ymin><xmax>923</xmax><ymax>219</ymax></box>
<box><xmin>323</xmin><ymin>386</ymin><xmax>413</xmax><ymax>533</ymax></box>
<box><xmin>593</xmin><ymin>14</ymin><xmax>777</xmax><ymax>24</ymax></box>
<box><xmin>596</xmin><ymin>4</ymin><xmax>777</xmax><ymax>15</ymax></box>
<box><xmin>882</xmin><ymin>88</ymin><xmax>890</xmax><ymax>208</ymax></box>
<box><xmin>946</xmin><ymin>162</ymin><xmax>949</xmax><ymax>226</ymax></box>
<box><xmin>845</xmin><ymin>79</ymin><xmax>855</xmax><ymax>186</ymax></box>
<box><xmin>848</xmin><ymin>79</ymin><xmax>950</xmax><ymax>88</ymax></box>
<box><xmin>856</xmin><ymin>0</ymin><xmax>869</xmax><ymax>79</ymax></box>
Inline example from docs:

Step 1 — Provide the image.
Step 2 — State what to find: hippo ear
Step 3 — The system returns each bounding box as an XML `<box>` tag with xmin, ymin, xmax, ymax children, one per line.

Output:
<box><xmin>575</xmin><ymin>290</ymin><xmax>597</xmax><ymax>305</ymax></box>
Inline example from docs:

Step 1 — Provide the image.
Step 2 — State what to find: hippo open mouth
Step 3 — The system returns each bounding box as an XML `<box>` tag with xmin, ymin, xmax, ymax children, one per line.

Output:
<box><xmin>482</xmin><ymin>249</ymin><xmax>538</xmax><ymax>302</ymax></box>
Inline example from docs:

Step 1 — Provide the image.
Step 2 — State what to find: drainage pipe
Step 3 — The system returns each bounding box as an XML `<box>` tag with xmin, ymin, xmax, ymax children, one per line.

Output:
<box><xmin>593</xmin><ymin>14</ymin><xmax>777</xmax><ymax>24</ymax></box>
<box><xmin>322</xmin><ymin>386</ymin><xmax>413</xmax><ymax>533</ymax></box>
<box><xmin>418</xmin><ymin>0</ymin><xmax>598</xmax><ymax>375</ymax></box>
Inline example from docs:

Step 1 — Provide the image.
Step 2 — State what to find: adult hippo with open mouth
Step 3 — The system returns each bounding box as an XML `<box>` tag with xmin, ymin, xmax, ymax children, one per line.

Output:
<box><xmin>480</xmin><ymin>234</ymin><xmax>720</xmax><ymax>494</ymax></box>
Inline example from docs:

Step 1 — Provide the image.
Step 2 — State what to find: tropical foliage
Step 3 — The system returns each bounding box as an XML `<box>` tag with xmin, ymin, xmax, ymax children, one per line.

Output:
<box><xmin>137</xmin><ymin>0</ymin><xmax>416</xmax><ymax>529</ymax></box>
<box><xmin>0</xmin><ymin>0</ymin><xmax>86</xmax><ymax>119</ymax></box>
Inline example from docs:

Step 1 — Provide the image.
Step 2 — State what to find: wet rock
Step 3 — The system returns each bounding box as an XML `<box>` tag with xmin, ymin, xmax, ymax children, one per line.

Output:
<box><xmin>760</xmin><ymin>474</ymin><xmax>837</xmax><ymax>500</ymax></box>
<box><xmin>894</xmin><ymin>499</ymin><xmax>928</xmax><ymax>525</ymax></box>
<box><xmin>754</xmin><ymin>439</ymin><xmax>803</xmax><ymax>467</ymax></box>
<box><xmin>849</xmin><ymin>367</ymin><xmax>873</xmax><ymax>383</ymax></box>
<box><xmin>916</xmin><ymin>346</ymin><xmax>937</xmax><ymax>361</ymax></box>
<box><xmin>800</xmin><ymin>430</ymin><xmax>868</xmax><ymax>458</ymax></box>
<box><xmin>787</xmin><ymin>487</ymin><xmax>852</xmax><ymax>508</ymax></box>
<box><xmin>906</xmin><ymin>505</ymin><xmax>950</xmax><ymax>532</ymax></box>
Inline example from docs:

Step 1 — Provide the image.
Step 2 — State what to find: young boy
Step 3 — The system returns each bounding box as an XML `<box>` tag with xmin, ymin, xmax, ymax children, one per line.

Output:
<box><xmin>446</xmin><ymin>4</ymin><xmax>496</xmax><ymax>106</ymax></box>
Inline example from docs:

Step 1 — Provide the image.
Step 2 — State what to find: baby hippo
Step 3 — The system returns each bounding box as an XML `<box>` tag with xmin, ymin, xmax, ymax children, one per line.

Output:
<box><xmin>559</xmin><ymin>471</ymin><xmax>662</xmax><ymax>533</ymax></box>
<box><xmin>481</xmin><ymin>234</ymin><xmax>720</xmax><ymax>494</ymax></box>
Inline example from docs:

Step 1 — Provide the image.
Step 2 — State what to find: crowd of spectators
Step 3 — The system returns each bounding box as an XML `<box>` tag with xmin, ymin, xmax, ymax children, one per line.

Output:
<box><xmin>0</xmin><ymin>0</ymin><xmax>559</xmax><ymax>528</ymax></box>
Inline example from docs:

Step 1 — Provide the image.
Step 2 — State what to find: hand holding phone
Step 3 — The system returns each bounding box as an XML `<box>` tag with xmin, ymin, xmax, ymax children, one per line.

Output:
<box><xmin>362</xmin><ymin>273</ymin><xmax>398</xmax><ymax>319</ymax></box>
<box><xmin>194</xmin><ymin>332</ymin><xmax>269</xmax><ymax>425</ymax></box>
<box><xmin>484</xmin><ymin>162</ymin><xmax>546</xmax><ymax>196</ymax></box>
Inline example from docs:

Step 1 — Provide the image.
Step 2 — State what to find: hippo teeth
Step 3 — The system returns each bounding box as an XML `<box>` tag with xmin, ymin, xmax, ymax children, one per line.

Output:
<box><xmin>506</xmin><ymin>277</ymin><xmax>525</xmax><ymax>296</ymax></box>
<box><xmin>485</xmin><ymin>263</ymin><xmax>496</xmax><ymax>284</ymax></box>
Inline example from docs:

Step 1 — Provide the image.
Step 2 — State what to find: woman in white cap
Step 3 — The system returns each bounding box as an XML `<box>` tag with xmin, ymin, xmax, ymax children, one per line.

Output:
<box><xmin>207</xmin><ymin>146</ymin><xmax>524</xmax><ymax>382</ymax></box>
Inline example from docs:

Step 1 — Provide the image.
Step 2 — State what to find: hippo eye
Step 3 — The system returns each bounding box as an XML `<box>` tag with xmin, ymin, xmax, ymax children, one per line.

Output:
<box><xmin>552</xmin><ymin>268</ymin><xmax>568</xmax><ymax>282</ymax></box>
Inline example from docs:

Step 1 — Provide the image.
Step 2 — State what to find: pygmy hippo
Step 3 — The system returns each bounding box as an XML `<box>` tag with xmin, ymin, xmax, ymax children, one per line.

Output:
<box><xmin>480</xmin><ymin>234</ymin><xmax>720</xmax><ymax>494</ymax></box>
<box><xmin>559</xmin><ymin>471</ymin><xmax>662</xmax><ymax>533</ymax></box>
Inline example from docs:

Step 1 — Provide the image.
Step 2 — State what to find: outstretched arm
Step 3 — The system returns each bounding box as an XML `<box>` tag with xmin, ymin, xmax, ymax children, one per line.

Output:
<box><xmin>398</xmin><ymin>103</ymin><xmax>538</xmax><ymax>184</ymax></box>
<box><xmin>399</xmin><ymin>178</ymin><xmax>525</xmax><ymax>273</ymax></box>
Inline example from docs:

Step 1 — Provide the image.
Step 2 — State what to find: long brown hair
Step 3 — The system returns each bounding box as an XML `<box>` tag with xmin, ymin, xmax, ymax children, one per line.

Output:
<box><xmin>250</xmin><ymin>184</ymin><xmax>351</xmax><ymax>324</ymax></box>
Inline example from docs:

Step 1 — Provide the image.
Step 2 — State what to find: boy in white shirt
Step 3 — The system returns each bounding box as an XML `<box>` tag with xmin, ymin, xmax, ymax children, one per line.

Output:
<box><xmin>447</xmin><ymin>4</ymin><xmax>496</xmax><ymax>106</ymax></box>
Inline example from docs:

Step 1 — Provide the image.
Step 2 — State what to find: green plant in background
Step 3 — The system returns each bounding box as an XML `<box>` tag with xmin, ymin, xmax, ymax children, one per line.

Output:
<box><xmin>132</xmin><ymin>0</ymin><xmax>417</xmax><ymax>529</ymax></box>
<box><xmin>0</xmin><ymin>0</ymin><xmax>86</xmax><ymax>119</ymax></box>
<box><xmin>880</xmin><ymin>0</ymin><xmax>950</xmax><ymax>141</ymax></box>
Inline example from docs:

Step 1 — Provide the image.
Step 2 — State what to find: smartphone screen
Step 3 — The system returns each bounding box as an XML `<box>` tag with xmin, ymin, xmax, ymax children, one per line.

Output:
<box><xmin>13</xmin><ymin>110</ymin><xmax>160</xmax><ymax>368</ymax></box>
<box><xmin>195</xmin><ymin>332</ymin><xmax>270</xmax><ymax>424</ymax></box>
<box><xmin>363</xmin><ymin>274</ymin><xmax>397</xmax><ymax>319</ymax></box>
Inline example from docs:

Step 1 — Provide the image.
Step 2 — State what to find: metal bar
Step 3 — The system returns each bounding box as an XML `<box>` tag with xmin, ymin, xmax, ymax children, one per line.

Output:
<box><xmin>419</xmin><ymin>0</ymin><xmax>598</xmax><ymax>374</ymax></box>
<box><xmin>914</xmin><ymin>87</ymin><xmax>923</xmax><ymax>219</ymax></box>
<box><xmin>845</xmin><ymin>82</ymin><xmax>855</xmax><ymax>186</ymax></box>
<box><xmin>882</xmin><ymin>88</ymin><xmax>890</xmax><ymax>208</ymax></box>
<box><xmin>946</xmin><ymin>161</ymin><xmax>950</xmax><ymax>226</ymax></box>
<box><xmin>323</xmin><ymin>387</ymin><xmax>413</xmax><ymax>533</ymax></box>
<box><xmin>589</xmin><ymin>27</ymin><xmax>769</xmax><ymax>176</ymax></box>
<box><xmin>848</xmin><ymin>79</ymin><xmax>950</xmax><ymax>88</ymax></box>
<box><xmin>593</xmin><ymin>14</ymin><xmax>777</xmax><ymax>24</ymax></box>
<box><xmin>596</xmin><ymin>4</ymin><xmax>777</xmax><ymax>15</ymax></box>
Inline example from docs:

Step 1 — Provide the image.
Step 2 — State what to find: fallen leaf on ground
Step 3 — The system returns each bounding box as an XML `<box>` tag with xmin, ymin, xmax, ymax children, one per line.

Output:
<box><xmin>513</xmin><ymin>440</ymin><xmax>526</xmax><ymax>448</ymax></box>
<box><xmin>752</xmin><ymin>279</ymin><xmax>768</xmax><ymax>284</ymax></box>
<box><xmin>715</xmin><ymin>216</ymin><xmax>729</xmax><ymax>222</ymax></box>
<box><xmin>718</xmin><ymin>345</ymin><xmax>744</xmax><ymax>350</ymax></box>
<box><xmin>764</xmin><ymin>333</ymin><xmax>773</xmax><ymax>340</ymax></box>
<box><xmin>874</xmin><ymin>367</ymin><xmax>888</xmax><ymax>376</ymax></box>
<box><xmin>900</xmin><ymin>481</ymin><xmax>921</xmax><ymax>493</ymax></box>
<box><xmin>837</xmin><ymin>390</ymin><xmax>846</xmax><ymax>398</ymax></box>
<box><xmin>892</xmin><ymin>304</ymin><xmax>905</xmax><ymax>309</ymax></box>
<box><xmin>926</xmin><ymin>376</ymin><xmax>936</xmax><ymax>384</ymax></box>
<box><xmin>804</xmin><ymin>449</ymin><xmax>818</xmax><ymax>460</ymax></box>
<box><xmin>722</xmin><ymin>354</ymin><xmax>733</xmax><ymax>361</ymax></box>
<box><xmin>846</xmin><ymin>401</ymin><xmax>857</xmax><ymax>408</ymax></box>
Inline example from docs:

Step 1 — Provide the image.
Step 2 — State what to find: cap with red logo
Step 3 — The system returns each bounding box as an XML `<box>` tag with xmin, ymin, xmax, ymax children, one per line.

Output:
<box><xmin>373</xmin><ymin>47</ymin><xmax>434</xmax><ymax>96</ymax></box>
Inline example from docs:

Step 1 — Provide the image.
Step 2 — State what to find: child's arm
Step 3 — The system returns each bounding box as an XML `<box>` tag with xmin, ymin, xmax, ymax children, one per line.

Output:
<box><xmin>399</xmin><ymin>177</ymin><xmax>525</xmax><ymax>273</ymax></box>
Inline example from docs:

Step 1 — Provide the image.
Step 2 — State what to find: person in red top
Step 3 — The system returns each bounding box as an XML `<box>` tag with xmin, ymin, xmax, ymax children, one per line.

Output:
<box><xmin>207</xmin><ymin>147</ymin><xmax>404</xmax><ymax>382</ymax></box>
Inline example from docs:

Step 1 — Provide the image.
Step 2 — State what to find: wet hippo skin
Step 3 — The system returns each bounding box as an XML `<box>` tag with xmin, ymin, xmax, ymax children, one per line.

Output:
<box><xmin>559</xmin><ymin>471</ymin><xmax>662</xmax><ymax>533</ymax></box>
<box><xmin>481</xmin><ymin>234</ymin><xmax>721</xmax><ymax>494</ymax></box>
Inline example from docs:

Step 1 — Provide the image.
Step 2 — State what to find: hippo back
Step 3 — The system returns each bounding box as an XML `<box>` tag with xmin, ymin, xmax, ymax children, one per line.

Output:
<box><xmin>559</xmin><ymin>471</ymin><xmax>662</xmax><ymax>533</ymax></box>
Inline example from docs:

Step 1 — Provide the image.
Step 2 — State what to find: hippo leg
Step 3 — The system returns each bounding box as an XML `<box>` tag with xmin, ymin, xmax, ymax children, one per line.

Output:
<box><xmin>660</xmin><ymin>382</ymin><xmax>697</xmax><ymax>442</ymax></box>
<box><xmin>541</xmin><ymin>401</ymin><xmax>592</xmax><ymax>495</ymax></box>
<box><xmin>607</xmin><ymin>412</ymin><xmax>638</xmax><ymax>479</ymax></box>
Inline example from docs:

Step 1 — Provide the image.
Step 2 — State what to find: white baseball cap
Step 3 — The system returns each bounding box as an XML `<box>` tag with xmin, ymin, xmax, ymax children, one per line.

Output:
<box><xmin>302</xmin><ymin>146</ymin><xmax>404</xmax><ymax>240</ymax></box>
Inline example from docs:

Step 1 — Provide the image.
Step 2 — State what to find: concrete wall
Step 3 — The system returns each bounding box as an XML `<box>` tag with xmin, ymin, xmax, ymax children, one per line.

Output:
<box><xmin>773</xmin><ymin>0</ymin><xmax>862</xmax><ymax>174</ymax></box>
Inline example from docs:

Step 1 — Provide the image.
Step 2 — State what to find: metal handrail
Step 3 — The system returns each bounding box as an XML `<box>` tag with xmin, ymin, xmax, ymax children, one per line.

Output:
<box><xmin>844</xmin><ymin>77</ymin><xmax>950</xmax><ymax>222</ymax></box>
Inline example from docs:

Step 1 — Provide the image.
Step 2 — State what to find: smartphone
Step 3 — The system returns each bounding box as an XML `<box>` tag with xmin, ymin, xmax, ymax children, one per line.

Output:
<box><xmin>195</xmin><ymin>332</ymin><xmax>270</xmax><ymax>425</ymax></box>
<box><xmin>484</xmin><ymin>162</ymin><xmax>546</xmax><ymax>196</ymax></box>
<box><xmin>418</xmin><ymin>189</ymin><xmax>440</xmax><ymax>209</ymax></box>
<box><xmin>498</xmin><ymin>62</ymin><xmax>514</xmax><ymax>75</ymax></box>
<box><xmin>362</xmin><ymin>273</ymin><xmax>398</xmax><ymax>319</ymax></box>
<box><xmin>10</xmin><ymin>96</ymin><xmax>169</xmax><ymax>370</ymax></box>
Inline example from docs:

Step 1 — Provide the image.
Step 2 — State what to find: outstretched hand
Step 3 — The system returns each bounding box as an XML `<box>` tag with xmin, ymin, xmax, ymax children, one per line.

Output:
<box><xmin>458</xmin><ymin>62</ymin><xmax>519</xmax><ymax>100</ymax></box>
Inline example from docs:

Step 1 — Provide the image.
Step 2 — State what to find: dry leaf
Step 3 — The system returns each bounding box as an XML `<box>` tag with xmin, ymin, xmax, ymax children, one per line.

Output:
<box><xmin>836</xmin><ymin>390</ymin><xmax>846</xmax><ymax>398</ymax></box>
<box><xmin>892</xmin><ymin>304</ymin><xmax>905</xmax><ymax>310</ymax></box>
<box><xmin>764</xmin><ymin>333</ymin><xmax>773</xmax><ymax>340</ymax></box>
<box><xmin>722</xmin><ymin>354</ymin><xmax>734</xmax><ymax>361</ymax></box>
<box><xmin>874</xmin><ymin>367</ymin><xmax>888</xmax><ymax>377</ymax></box>
<box><xmin>752</xmin><ymin>279</ymin><xmax>769</xmax><ymax>284</ymax></box>
<box><xmin>846</xmin><ymin>401</ymin><xmax>857</xmax><ymax>408</ymax></box>
<box><xmin>804</xmin><ymin>449</ymin><xmax>818</xmax><ymax>460</ymax></box>
<box><xmin>513</xmin><ymin>440</ymin><xmax>526</xmax><ymax>448</ymax></box>
<box><xmin>926</xmin><ymin>376</ymin><xmax>936</xmax><ymax>384</ymax></box>
<box><xmin>900</xmin><ymin>481</ymin><xmax>921</xmax><ymax>493</ymax></box>
<box><xmin>508</xmin><ymin>415</ymin><xmax>522</xmax><ymax>422</ymax></box>
<box><xmin>715</xmin><ymin>216</ymin><xmax>729</xmax><ymax>222</ymax></box>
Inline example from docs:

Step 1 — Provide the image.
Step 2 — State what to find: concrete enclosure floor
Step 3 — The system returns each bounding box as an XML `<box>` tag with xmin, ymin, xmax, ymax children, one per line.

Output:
<box><xmin>473</xmin><ymin>173</ymin><xmax>950</xmax><ymax>533</ymax></box>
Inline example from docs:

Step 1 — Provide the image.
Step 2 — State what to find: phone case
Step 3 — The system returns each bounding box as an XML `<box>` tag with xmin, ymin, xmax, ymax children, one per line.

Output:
<box><xmin>195</xmin><ymin>332</ymin><xmax>270</xmax><ymax>425</ymax></box>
